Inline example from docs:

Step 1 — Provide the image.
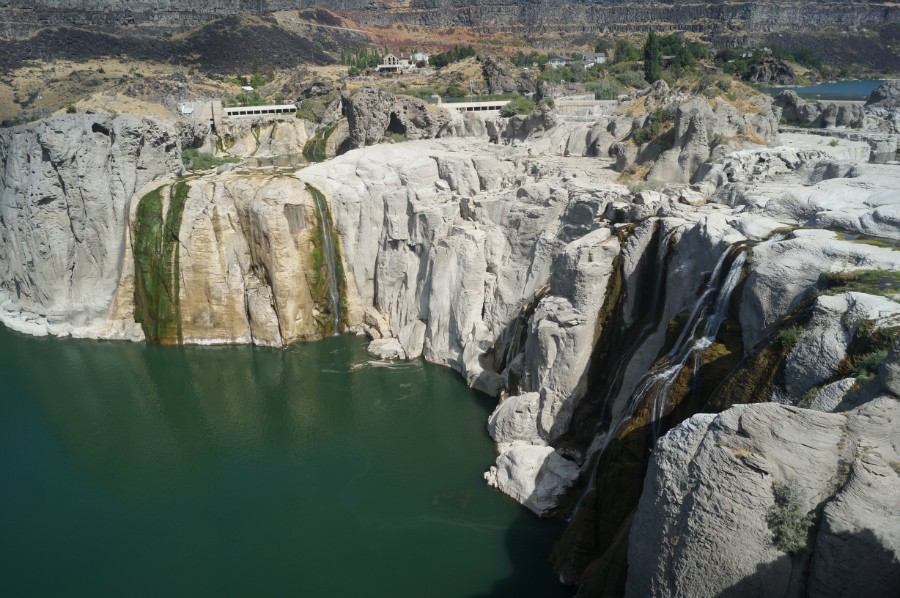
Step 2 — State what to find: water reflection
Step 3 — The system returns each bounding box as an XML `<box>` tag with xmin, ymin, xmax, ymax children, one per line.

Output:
<box><xmin>0</xmin><ymin>326</ymin><xmax>571</xmax><ymax>597</ymax></box>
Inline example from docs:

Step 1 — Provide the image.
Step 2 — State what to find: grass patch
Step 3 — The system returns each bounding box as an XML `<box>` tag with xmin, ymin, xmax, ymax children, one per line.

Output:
<box><xmin>500</xmin><ymin>96</ymin><xmax>536</xmax><ymax>117</ymax></box>
<box><xmin>182</xmin><ymin>148</ymin><xmax>240</xmax><ymax>170</ymax></box>
<box><xmin>778</xmin><ymin>325</ymin><xmax>802</xmax><ymax>349</ymax></box>
<box><xmin>819</xmin><ymin>269</ymin><xmax>900</xmax><ymax>298</ymax></box>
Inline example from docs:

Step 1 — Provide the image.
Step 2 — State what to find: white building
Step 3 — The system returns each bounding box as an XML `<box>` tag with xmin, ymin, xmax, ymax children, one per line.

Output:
<box><xmin>581</xmin><ymin>52</ymin><xmax>607</xmax><ymax>67</ymax></box>
<box><xmin>377</xmin><ymin>53</ymin><xmax>412</xmax><ymax>73</ymax></box>
<box><xmin>548</xmin><ymin>54</ymin><xmax>573</xmax><ymax>69</ymax></box>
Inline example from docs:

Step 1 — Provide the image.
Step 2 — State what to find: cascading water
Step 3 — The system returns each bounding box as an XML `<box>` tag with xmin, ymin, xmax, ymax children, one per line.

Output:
<box><xmin>568</xmin><ymin>245</ymin><xmax>747</xmax><ymax>519</ymax></box>
<box><xmin>632</xmin><ymin>248</ymin><xmax>747</xmax><ymax>441</ymax></box>
<box><xmin>310</xmin><ymin>186</ymin><xmax>341</xmax><ymax>335</ymax></box>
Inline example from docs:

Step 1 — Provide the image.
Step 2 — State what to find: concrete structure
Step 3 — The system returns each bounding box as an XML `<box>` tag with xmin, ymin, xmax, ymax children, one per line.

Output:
<box><xmin>441</xmin><ymin>99</ymin><xmax>511</xmax><ymax>115</ymax></box>
<box><xmin>223</xmin><ymin>104</ymin><xmax>297</xmax><ymax>118</ymax></box>
<box><xmin>179</xmin><ymin>100</ymin><xmax>224</xmax><ymax>128</ymax></box>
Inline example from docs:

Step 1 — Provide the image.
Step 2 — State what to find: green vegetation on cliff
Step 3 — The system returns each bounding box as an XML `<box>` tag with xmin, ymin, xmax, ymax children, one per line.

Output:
<box><xmin>133</xmin><ymin>181</ymin><xmax>190</xmax><ymax>344</ymax></box>
<box><xmin>302</xmin><ymin>123</ymin><xmax>339</xmax><ymax>163</ymax></box>
<box><xmin>306</xmin><ymin>184</ymin><xmax>348</xmax><ymax>335</ymax></box>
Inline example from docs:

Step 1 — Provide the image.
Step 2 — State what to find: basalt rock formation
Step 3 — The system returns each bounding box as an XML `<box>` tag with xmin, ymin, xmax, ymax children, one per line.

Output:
<box><xmin>342</xmin><ymin>88</ymin><xmax>451</xmax><ymax>149</ymax></box>
<box><xmin>774</xmin><ymin>90</ymin><xmax>866</xmax><ymax>129</ymax></box>
<box><xmin>0</xmin><ymin>83</ymin><xmax>898</xmax><ymax>597</ymax></box>
<box><xmin>4</xmin><ymin>1</ymin><xmax>899</xmax><ymax>44</ymax></box>
<box><xmin>748</xmin><ymin>58</ymin><xmax>798</xmax><ymax>86</ymax></box>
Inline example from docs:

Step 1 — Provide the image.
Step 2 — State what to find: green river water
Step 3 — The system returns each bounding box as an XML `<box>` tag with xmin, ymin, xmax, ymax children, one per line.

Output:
<box><xmin>0</xmin><ymin>326</ymin><xmax>570</xmax><ymax>597</ymax></box>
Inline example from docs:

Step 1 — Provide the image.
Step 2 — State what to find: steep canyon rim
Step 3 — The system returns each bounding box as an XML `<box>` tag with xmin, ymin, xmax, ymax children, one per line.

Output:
<box><xmin>1</xmin><ymin>43</ymin><xmax>899</xmax><ymax>598</ymax></box>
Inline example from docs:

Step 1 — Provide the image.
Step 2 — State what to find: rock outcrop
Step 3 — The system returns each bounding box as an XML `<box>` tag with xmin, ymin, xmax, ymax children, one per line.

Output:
<box><xmin>628</xmin><ymin>391</ymin><xmax>899</xmax><ymax>597</ymax></box>
<box><xmin>342</xmin><ymin>88</ymin><xmax>451</xmax><ymax>149</ymax></box>
<box><xmin>774</xmin><ymin>90</ymin><xmax>866</xmax><ymax>129</ymax></box>
<box><xmin>866</xmin><ymin>79</ymin><xmax>900</xmax><ymax>111</ymax></box>
<box><xmin>0</xmin><ymin>113</ymin><xmax>182</xmax><ymax>338</ymax></box>
<box><xmin>748</xmin><ymin>58</ymin><xmax>797</xmax><ymax>86</ymax></box>
<box><xmin>480</xmin><ymin>55</ymin><xmax>539</xmax><ymax>96</ymax></box>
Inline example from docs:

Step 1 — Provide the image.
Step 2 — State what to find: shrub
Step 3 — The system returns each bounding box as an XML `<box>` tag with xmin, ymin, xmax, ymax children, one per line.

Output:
<box><xmin>829</xmin><ymin>139</ymin><xmax>839</xmax><ymax>147</ymax></box>
<box><xmin>444</xmin><ymin>83</ymin><xmax>467</xmax><ymax>98</ymax></box>
<box><xmin>500</xmin><ymin>96</ymin><xmax>536</xmax><ymax>117</ymax></box>
<box><xmin>65</xmin><ymin>105</ymin><xmax>76</xmax><ymax>114</ymax></box>
<box><xmin>778</xmin><ymin>325</ymin><xmax>802</xmax><ymax>349</ymax></box>
<box><xmin>614</xmin><ymin>69</ymin><xmax>649</xmax><ymax>89</ymax></box>
<box><xmin>767</xmin><ymin>480</ymin><xmax>813</xmax><ymax>554</ymax></box>
<box><xmin>587</xmin><ymin>78</ymin><xmax>625</xmax><ymax>100</ymax></box>
<box><xmin>854</xmin><ymin>349</ymin><xmax>888</xmax><ymax>383</ymax></box>
<box><xmin>631</xmin><ymin>107</ymin><xmax>676</xmax><ymax>145</ymax></box>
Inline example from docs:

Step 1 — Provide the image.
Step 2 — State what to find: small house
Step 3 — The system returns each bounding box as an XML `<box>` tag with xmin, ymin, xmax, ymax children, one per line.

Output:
<box><xmin>581</xmin><ymin>52</ymin><xmax>607</xmax><ymax>67</ymax></box>
<box><xmin>548</xmin><ymin>54</ymin><xmax>573</xmax><ymax>69</ymax></box>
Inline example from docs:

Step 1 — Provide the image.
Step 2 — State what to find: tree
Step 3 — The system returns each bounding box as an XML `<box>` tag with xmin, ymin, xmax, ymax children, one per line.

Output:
<box><xmin>643</xmin><ymin>31</ymin><xmax>662</xmax><ymax>84</ymax></box>
<box><xmin>613</xmin><ymin>38</ymin><xmax>641</xmax><ymax>64</ymax></box>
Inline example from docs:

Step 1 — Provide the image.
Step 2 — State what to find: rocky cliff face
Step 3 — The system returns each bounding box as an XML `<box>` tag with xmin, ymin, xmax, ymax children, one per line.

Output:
<box><xmin>0</xmin><ymin>114</ymin><xmax>182</xmax><ymax>338</ymax></box>
<box><xmin>0</xmin><ymin>90</ymin><xmax>898</xmax><ymax>596</ymax></box>
<box><xmin>628</xmin><ymin>354</ymin><xmax>899</xmax><ymax>598</ymax></box>
<box><xmin>347</xmin><ymin>0</ymin><xmax>900</xmax><ymax>36</ymax></box>
<box><xmin>4</xmin><ymin>0</ymin><xmax>897</xmax><ymax>38</ymax></box>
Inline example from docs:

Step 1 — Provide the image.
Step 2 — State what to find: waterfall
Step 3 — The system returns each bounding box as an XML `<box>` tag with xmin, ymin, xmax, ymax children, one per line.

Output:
<box><xmin>569</xmin><ymin>245</ymin><xmax>746</xmax><ymax>519</ymax></box>
<box><xmin>630</xmin><ymin>248</ymin><xmax>747</xmax><ymax>441</ymax></box>
<box><xmin>310</xmin><ymin>187</ymin><xmax>341</xmax><ymax>335</ymax></box>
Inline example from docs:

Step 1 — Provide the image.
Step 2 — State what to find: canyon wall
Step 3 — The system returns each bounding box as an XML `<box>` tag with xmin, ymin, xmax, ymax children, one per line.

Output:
<box><xmin>2</xmin><ymin>0</ymin><xmax>898</xmax><ymax>35</ymax></box>
<box><xmin>0</xmin><ymin>91</ymin><xmax>898</xmax><ymax>596</ymax></box>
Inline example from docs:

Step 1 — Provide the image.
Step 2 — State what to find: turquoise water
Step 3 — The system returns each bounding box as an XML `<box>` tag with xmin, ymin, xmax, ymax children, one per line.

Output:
<box><xmin>0</xmin><ymin>327</ymin><xmax>571</xmax><ymax>597</ymax></box>
<box><xmin>763</xmin><ymin>79</ymin><xmax>887</xmax><ymax>101</ymax></box>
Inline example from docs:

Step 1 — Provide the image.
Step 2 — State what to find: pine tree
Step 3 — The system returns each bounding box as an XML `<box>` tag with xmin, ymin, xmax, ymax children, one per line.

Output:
<box><xmin>643</xmin><ymin>31</ymin><xmax>662</xmax><ymax>84</ymax></box>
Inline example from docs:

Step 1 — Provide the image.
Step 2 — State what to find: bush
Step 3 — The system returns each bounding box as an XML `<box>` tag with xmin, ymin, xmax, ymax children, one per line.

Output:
<box><xmin>854</xmin><ymin>349</ymin><xmax>888</xmax><ymax>383</ymax></box>
<box><xmin>500</xmin><ymin>96</ymin><xmax>536</xmax><ymax>117</ymax></box>
<box><xmin>444</xmin><ymin>84</ymin><xmax>467</xmax><ymax>99</ymax></box>
<box><xmin>778</xmin><ymin>325</ymin><xmax>802</xmax><ymax>348</ymax></box>
<box><xmin>65</xmin><ymin>105</ymin><xmax>76</xmax><ymax>114</ymax></box>
<box><xmin>631</xmin><ymin>107</ymin><xmax>676</xmax><ymax>145</ymax></box>
<box><xmin>587</xmin><ymin>78</ymin><xmax>625</xmax><ymax>100</ymax></box>
<box><xmin>767</xmin><ymin>480</ymin><xmax>813</xmax><ymax>554</ymax></box>
<box><xmin>430</xmin><ymin>45</ymin><xmax>476</xmax><ymax>69</ymax></box>
<box><xmin>614</xmin><ymin>69</ymin><xmax>649</xmax><ymax>89</ymax></box>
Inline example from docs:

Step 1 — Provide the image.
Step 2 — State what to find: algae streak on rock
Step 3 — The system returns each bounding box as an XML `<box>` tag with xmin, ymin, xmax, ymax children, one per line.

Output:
<box><xmin>114</xmin><ymin>172</ymin><xmax>349</xmax><ymax>346</ymax></box>
<box><xmin>132</xmin><ymin>181</ymin><xmax>189</xmax><ymax>345</ymax></box>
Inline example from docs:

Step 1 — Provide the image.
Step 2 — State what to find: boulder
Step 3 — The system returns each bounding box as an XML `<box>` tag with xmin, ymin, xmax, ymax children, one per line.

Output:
<box><xmin>748</xmin><ymin>58</ymin><xmax>797</xmax><ymax>86</ymax></box>
<box><xmin>865</xmin><ymin>79</ymin><xmax>900</xmax><ymax>110</ymax></box>
<box><xmin>343</xmin><ymin>87</ymin><xmax>451</xmax><ymax>148</ymax></box>
<box><xmin>627</xmin><ymin>396</ymin><xmax>900</xmax><ymax>598</ymax></box>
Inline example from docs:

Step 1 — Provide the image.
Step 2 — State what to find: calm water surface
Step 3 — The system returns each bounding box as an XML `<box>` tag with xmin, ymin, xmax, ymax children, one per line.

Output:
<box><xmin>0</xmin><ymin>327</ymin><xmax>570</xmax><ymax>597</ymax></box>
<box><xmin>762</xmin><ymin>79</ymin><xmax>887</xmax><ymax>101</ymax></box>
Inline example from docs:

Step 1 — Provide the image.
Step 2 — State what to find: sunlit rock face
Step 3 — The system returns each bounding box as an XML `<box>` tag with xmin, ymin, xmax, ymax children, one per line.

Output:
<box><xmin>1</xmin><ymin>88</ymin><xmax>898</xmax><ymax>598</ymax></box>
